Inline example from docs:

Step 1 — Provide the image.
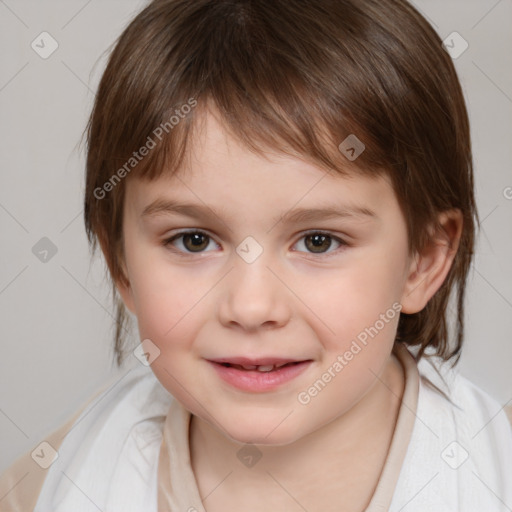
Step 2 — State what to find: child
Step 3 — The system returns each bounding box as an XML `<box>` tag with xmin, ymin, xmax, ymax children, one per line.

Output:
<box><xmin>1</xmin><ymin>0</ymin><xmax>511</xmax><ymax>510</ymax></box>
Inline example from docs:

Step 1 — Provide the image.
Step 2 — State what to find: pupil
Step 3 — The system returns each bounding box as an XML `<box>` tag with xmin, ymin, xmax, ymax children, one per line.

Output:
<box><xmin>306</xmin><ymin>234</ymin><xmax>331</xmax><ymax>253</ymax></box>
<box><xmin>184</xmin><ymin>233</ymin><xmax>208</xmax><ymax>252</ymax></box>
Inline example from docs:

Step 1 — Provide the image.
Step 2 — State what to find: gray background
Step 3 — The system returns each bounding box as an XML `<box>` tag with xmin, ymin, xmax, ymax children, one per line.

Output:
<box><xmin>1</xmin><ymin>0</ymin><xmax>511</xmax><ymax>472</ymax></box>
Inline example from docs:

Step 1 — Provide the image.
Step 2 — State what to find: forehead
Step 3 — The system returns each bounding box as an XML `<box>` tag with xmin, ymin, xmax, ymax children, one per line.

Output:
<box><xmin>125</xmin><ymin>109</ymin><xmax>398</xmax><ymax>223</ymax></box>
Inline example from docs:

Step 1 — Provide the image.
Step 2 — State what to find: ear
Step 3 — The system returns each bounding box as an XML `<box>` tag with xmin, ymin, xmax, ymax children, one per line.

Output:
<box><xmin>97</xmin><ymin>228</ymin><xmax>137</xmax><ymax>315</ymax></box>
<box><xmin>400</xmin><ymin>209</ymin><xmax>463</xmax><ymax>314</ymax></box>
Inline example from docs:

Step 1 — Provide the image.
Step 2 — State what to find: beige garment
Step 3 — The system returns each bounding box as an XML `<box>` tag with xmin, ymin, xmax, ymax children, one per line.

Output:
<box><xmin>2</xmin><ymin>349</ymin><xmax>512</xmax><ymax>512</ymax></box>
<box><xmin>0</xmin><ymin>379</ymin><xmax>121</xmax><ymax>512</ymax></box>
<box><xmin>0</xmin><ymin>415</ymin><xmax>78</xmax><ymax>512</ymax></box>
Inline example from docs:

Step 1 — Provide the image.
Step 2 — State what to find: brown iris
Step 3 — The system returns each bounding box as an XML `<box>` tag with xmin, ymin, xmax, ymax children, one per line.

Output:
<box><xmin>304</xmin><ymin>233</ymin><xmax>332</xmax><ymax>253</ymax></box>
<box><xmin>182</xmin><ymin>232</ymin><xmax>210</xmax><ymax>252</ymax></box>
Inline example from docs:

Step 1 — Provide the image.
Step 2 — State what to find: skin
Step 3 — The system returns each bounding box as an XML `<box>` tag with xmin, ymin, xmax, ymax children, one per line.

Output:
<box><xmin>112</xmin><ymin>107</ymin><xmax>462</xmax><ymax>510</ymax></box>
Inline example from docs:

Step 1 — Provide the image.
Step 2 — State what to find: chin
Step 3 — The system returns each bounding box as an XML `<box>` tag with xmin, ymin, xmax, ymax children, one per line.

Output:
<box><xmin>220</xmin><ymin>416</ymin><xmax>305</xmax><ymax>447</ymax></box>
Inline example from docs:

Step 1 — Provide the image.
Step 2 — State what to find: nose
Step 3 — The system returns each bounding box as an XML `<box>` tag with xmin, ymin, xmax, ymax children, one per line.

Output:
<box><xmin>217</xmin><ymin>253</ymin><xmax>292</xmax><ymax>332</ymax></box>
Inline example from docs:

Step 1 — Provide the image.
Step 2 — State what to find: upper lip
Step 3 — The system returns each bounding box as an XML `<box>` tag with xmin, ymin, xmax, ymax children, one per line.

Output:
<box><xmin>208</xmin><ymin>357</ymin><xmax>309</xmax><ymax>366</ymax></box>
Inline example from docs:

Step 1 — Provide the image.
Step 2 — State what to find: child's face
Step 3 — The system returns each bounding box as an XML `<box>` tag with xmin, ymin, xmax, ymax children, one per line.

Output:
<box><xmin>119</xmin><ymin>110</ymin><xmax>416</xmax><ymax>445</ymax></box>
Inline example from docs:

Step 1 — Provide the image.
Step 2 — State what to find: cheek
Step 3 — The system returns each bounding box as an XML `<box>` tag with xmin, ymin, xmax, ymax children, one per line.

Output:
<box><xmin>296</xmin><ymin>254</ymin><xmax>405</xmax><ymax>348</ymax></box>
<box><xmin>125</xmin><ymin>245</ymin><xmax>198</xmax><ymax>343</ymax></box>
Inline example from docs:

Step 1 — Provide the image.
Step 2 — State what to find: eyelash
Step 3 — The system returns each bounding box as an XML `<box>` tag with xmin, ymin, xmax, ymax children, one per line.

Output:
<box><xmin>162</xmin><ymin>229</ymin><xmax>349</xmax><ymax>258</ymax></box>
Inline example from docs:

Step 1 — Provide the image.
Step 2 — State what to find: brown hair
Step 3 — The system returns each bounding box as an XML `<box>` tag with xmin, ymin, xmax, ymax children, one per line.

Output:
<box><xmin>84</xmin><ymin>0</ymin><xmax>478</xmax><ymax>374</ymax></box>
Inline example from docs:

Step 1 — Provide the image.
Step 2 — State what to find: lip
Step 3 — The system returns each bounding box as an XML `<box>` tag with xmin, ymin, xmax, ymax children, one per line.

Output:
<box><xmin>207</xmin><ymin>359</ymin><xmax>313</xmax><ymax>392</ymax></box>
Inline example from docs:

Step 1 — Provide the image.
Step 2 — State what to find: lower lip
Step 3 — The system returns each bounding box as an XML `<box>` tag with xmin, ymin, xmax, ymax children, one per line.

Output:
<box><xmin>208</xmin><ymin>360</ymin><xmax>312</xmax><ymax>392</ymax></box>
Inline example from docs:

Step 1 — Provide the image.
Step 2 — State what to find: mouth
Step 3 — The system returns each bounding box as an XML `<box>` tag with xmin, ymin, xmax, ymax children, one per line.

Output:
<box><xmin>207</xmin><ymin>357</ymin><xmax>313</xmax><ymax>392</ymax></box>
<box><xmin>216</xmin><ymin>361</ymin><xmax>303</xmax><ymax>372</ymax></box>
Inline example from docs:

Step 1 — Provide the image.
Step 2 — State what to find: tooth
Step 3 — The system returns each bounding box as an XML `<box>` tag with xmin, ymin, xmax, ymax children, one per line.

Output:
<box><xmin>242</xmin><ymin>365</ymin><xmax>258</xmax><ymax>370</ymax></box>
<box><xmin>257</xmin><ymin>365</ymin><xmax>274</xmax><ymax>372</ymax></box>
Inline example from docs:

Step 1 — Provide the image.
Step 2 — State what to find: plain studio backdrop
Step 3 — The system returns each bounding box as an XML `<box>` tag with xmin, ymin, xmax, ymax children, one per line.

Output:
<box><xmin>0</xmin><ymin>0</ymin><xmax>511</xmax><ymax>472</ymax></box>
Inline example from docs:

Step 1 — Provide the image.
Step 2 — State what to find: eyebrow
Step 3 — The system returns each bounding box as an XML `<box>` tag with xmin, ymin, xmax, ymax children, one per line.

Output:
<box><xmin>140</xmin><ymin>198</ymin><xmax>377</xmax><ymax>224</ymax></box>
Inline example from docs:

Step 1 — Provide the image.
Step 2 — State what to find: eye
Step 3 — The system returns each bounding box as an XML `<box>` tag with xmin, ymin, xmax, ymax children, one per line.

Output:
<box><xmin>163</xmin><ymin>230</ymin><xmax>218</xmax><ymax>254</ymax></box>
<box><xmin>163</xmin><ymin>229</ymin><xmax>348</xmax><ymax>257</ymax></box>
<box><xmin>293</xmin><ymin>231</ymin><xmax>347</xmax><ymax>256</ymax></box>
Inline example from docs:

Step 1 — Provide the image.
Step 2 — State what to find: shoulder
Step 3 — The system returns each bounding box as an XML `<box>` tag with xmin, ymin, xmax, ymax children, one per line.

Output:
<box><xmin>417</xmin><ymin>354</ymin><xmax>512</xmax><ymax>460</ymax></box>
<box><xmin>451</xmin><ymin>372</ymin><xmax>512</xmax><ymax>435</ymax></box>
<box><xmin>0</xmin><ymin>364</ymin><xmax>166</xmax><ymax>511</ymax></box>
<box><xmin>0</xmin><ymin>395</ymin><xmax>93</xmax><ymax>511</ymax></box>
<box><xmin>417</xmin><ymin>354</ymin><xmax>511</xmax><ymax>426</ymax></box>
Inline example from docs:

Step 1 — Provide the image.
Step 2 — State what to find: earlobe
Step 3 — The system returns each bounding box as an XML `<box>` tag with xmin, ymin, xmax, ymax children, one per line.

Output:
<box><xmin>400</xmin><ymin>209</ymin><xmax>463</xmax><ymax>314</ymax></box>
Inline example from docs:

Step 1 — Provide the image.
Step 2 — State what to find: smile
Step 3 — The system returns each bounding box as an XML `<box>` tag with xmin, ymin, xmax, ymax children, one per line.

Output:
<box><xmin>207</xmin><ymin>358</ymin><xmax>313</xmax><ymax>392</ymax></box>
